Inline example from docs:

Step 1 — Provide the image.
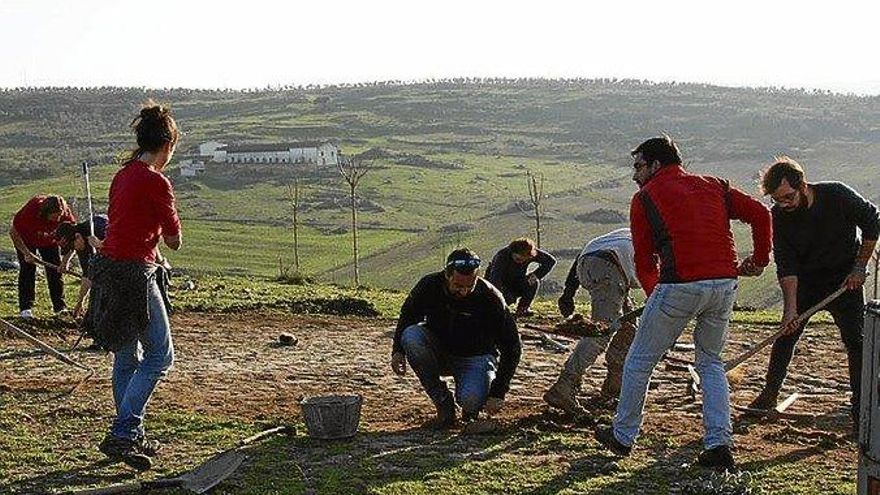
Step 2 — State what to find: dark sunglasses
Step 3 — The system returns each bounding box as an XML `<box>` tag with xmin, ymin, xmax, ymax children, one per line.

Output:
<box><xmin>446</xmin><ymin>258</ymin><xmax>481</xmax><ymax>270</ymax></box>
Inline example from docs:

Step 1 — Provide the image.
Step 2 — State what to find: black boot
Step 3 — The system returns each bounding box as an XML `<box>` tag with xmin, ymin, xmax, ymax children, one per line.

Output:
<box><xmin>746</xmin><ymin>387</ymin><xmax>779</xmax><ymax>412</ymax></box>
<box><xmin>697</xmin><ymin>445</ymin><xmax>736</xmax><ymax>471</ymax></box>
<box><xmin>594</xmin><ymin>425</ymin><xmax>632</xmax><ymax>456</ymax></box>
<box><xmin>433</xmin><ymin>395</ymin><xmax>457</xmax><ymax>430</ymax></box>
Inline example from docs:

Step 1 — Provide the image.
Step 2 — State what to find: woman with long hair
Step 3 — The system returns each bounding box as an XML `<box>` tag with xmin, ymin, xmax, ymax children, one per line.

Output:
<box><xmin>91</xmin><ymin>101</ymin><xmax>182</xmax><ymax>471</ymax></box>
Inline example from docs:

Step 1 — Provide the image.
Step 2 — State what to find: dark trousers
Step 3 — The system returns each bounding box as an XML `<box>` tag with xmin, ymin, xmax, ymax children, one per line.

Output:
<box><xmin>501</xmin><ymin>277</ymin><xmax>539</xmax><ymax>312</ymax></box>
<box><xmin>17</xmin><ymin>246</ymin><xmax>66</xmax><ymax>312</ymax></box>
<box><xmin>764</xmin><ymin>281</ymin><xmax>863</xmax><ymax>416</ymax></box>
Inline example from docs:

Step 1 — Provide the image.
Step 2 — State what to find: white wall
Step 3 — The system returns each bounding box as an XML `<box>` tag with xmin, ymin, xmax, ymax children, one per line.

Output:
<box><xmin>199</xmin><ymin>141</ymin><xmax>226</xmax><ymax>156</ymax></box>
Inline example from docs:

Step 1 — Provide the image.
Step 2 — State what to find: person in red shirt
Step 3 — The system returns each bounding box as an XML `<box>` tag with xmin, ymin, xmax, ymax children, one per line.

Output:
<box><xmin>9</xmin><ymin>194</ymin><xmax>76</xmax><ymax>318</ymax></box>
<box><xmin>594</xmin><ymin>135</ymin><xmax>771</xmax><ymax>471</ymax></box>
<box><xmin>92</xmin><ymin>101</ymin><xmax>182</xmax><ymax>471</ymax></box>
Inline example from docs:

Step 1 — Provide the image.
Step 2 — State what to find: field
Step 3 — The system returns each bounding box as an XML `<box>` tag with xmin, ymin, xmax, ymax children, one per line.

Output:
<box><xmin>0</xmin><ymin>293</ymin><xmax>859</xmax><ymax>494</ymax></box>
<box><xmin>0</xmin><ymin>269</ymin><xmax>861</xmax><ymax>494</ymax></box>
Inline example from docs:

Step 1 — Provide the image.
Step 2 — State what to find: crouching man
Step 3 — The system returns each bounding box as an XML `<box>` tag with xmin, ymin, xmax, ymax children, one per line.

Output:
<box><xmin>390</xmin><ymin>248</ymin><xmax>522</xmax><ymax>429</ymax></box>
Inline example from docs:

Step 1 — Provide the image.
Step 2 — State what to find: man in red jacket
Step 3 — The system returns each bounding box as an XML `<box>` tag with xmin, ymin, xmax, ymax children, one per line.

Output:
<box><xmin>594</xmin><ymin>136</ymin><xmax>772</xmax><ymax>471</ymax></box>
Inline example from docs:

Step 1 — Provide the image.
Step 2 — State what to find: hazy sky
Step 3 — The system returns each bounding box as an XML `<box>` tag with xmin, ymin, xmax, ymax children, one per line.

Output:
<box><xmin>2</xmin><ymin>0</ymin><xmax>878</xmax><ymax>94</ymax></box>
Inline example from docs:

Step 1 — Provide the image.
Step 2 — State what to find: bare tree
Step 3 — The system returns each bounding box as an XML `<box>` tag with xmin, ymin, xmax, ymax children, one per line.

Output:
<box><xmin>516</xmin><ymin>170</ymin><xmax>545</xmax><ymax>248</ymax></box>
<box><xmin>286</xmin><ymin>179</ymin><xmax>302</xmax><ymax>273</ymax></box>
<box><xmin>337</xmin><ymin>156</ymin><xmax>373</xmax><ymax>286</ymax></box>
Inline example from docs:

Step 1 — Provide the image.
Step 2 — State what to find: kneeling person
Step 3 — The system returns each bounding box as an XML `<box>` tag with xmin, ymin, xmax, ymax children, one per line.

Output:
<box><xmin>390</xmin><ymin>249</ymin><xmax>522</xmax><ymax>429</ymax></box>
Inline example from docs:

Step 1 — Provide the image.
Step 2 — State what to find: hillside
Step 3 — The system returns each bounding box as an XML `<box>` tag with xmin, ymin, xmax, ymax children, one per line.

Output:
<box><xmin>2</xmin><ymin>80</ymin><xmax>878</xmax><ymax>308</ymax></box>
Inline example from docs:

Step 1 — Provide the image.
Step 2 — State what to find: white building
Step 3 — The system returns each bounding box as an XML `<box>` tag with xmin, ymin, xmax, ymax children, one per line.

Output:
<box><xmin>199</xmin><ymin>141</ymin><xmax>227</xmax><ymax>156</ymax></box>
<box><xmin>209</xmin><ymin>141</ymin><xmax>340</xmax><ymax>166</ymax></box>
<box><xmin>179</xmin><ymin>159</ymin><xmax>206</xmax><ymax>177</ymax></box>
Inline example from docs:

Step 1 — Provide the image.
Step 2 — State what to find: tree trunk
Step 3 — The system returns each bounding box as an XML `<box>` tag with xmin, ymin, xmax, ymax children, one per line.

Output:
<box><xmin>535</xmin><ymin>209</ymin><xmax>541</xmax><ymax>249</ymax></box>
<box><xmin>350</xmin><ymin>184</ymin><xmax>360</xmax><ymax>286</ymax></box>
<box><xmin>293</xmin><ymin>180</ymin><xmax>300</xmax><ymax>272</ymax></box>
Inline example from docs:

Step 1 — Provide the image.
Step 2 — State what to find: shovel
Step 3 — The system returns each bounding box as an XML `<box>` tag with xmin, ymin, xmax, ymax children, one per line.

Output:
<box><xmin>69</xmin><ymin>449</ymin><xmax>246</xmax><ymax>494</ymax></box>
<box><xmin>724</xmin><ymin>285</ymin><xmax>847</xmax><ymax>373</ymax></box>
<box><xmin>68</xmin><ymin>426</ymin><xmax>289</xmax><ymax>495</ymax></box>
<box><xmin>608</xmin><ymin>305</ymin><xmax>644</xmax><ymax>332</ymax></box>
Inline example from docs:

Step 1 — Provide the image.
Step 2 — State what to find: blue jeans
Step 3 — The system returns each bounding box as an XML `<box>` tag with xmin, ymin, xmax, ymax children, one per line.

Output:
<box><xmin>111</xmin><ymin>279</ymin><xmax>174</xmax><ymax>440</ymax></box>
<box><xmin>613</xmin><ymin>279</ymin><xmax>737</xmax><ymax>449</ymax></box>
<box><xmin>400</xmin><ymin>324</ymin><xmax>496</xmax><ymax>415</ymax></box>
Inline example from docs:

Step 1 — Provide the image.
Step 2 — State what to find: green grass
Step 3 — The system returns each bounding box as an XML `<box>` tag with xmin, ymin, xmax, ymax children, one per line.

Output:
<box><xmin>0</xmin><ymin>392</ymin><xmax>852</xmax><ymax>494</ymax></box>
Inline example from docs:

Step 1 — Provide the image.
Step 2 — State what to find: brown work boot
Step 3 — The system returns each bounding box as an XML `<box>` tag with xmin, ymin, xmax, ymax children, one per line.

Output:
<box><xmin>599</xmin><ymin>372</ymin><xmax>622</xmax><ymax>400</ymax></box>
<box><xmin>543</xmin><ymin>373</ymin><xmax>589</xmax><ymax>417</ymax></box>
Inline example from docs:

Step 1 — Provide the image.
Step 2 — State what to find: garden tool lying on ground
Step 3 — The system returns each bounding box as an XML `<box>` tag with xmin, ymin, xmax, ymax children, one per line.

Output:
<box><xmin>683</xmin><ymin>286</ymin><xmax>847</xmax><ymax>398</ymax></box>
<box><xmin>70</xmin><ymin>426</ymin><xmax>291</xmax><ymax>494</ymax></box>
<box><xmin>1</xmin><ymin>318</ymin><xmax>91</xmax><ymax>373</ymax></box>
<box><xmin>1</xmin><ymin>317</ymin><xmax>94</xmax><ymax>395</ymax></box>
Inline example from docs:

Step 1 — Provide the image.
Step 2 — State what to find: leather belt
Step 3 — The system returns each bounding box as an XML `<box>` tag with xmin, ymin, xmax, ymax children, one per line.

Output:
<box><xmin>584</xmin><ymin>249</ymin><xmax>629</xmax><ymax>285</ymax></box>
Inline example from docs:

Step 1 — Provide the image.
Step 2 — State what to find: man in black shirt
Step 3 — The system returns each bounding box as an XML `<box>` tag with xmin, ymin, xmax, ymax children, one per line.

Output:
<box><xmin>750</xmin><ymin>157</ymin><xmax>879</xmax><ymax>428</ymax></box>
<box><xmin>485</xmin><ymin>238</ymin><xmax>557</xmax><ymax>317</ymax></box>
<box><xmin>391</xmin><ymin>248</ymin><xmax>522</xmax><ymax>429</ymax></box>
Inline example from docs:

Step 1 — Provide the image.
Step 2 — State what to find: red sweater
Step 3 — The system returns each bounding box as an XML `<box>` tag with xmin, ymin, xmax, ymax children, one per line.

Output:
<box><xmin>101</xmin><ymin>161</ymin><xmax>181</xmax><ymax>263</ymax></box>
<box><xmin>13</xmin><ymin>196</ymin><xmax>76</xmax><ymax>248</ymax></box>
<box><xmin>630</xmin><ymin>165</ymin><xmax>772</xmax><ymax>296</ymax></box>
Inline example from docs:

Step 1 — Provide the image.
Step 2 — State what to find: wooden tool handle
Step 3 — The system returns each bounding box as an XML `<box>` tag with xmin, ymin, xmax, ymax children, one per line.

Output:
<box><xmin>32</xmin><ymin>257</ymin><xmax>83</xmax><ymax>279</ymax></box>
<box><xmin>725</xmin><ymin>286</ymin><xmax>847</xmax><ymax>372</ymax></box>
<box><xmin>239</xmin><ymin>425</ymin><xmax>289</xmax><ymax>446</ymax></box>
<box><xmin>67</xmin><ymin>481</ymin><xmax>144</xmax><ymax>495</ymax></box>
<box><xmin>0</xmin><ymin>318</ymin><xmax>91</xmax><ymax>372</ymax></box>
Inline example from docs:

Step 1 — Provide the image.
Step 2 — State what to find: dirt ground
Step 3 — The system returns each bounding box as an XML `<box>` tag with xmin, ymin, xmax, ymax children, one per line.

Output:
<box><xmin>0</xmin><ymin>311</ymin><xmax>860</xmax><ymax>492</ymax></box>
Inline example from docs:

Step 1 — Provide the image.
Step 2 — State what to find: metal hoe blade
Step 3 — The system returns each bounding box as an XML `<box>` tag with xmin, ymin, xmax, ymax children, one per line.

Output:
<box><xmin>179</xmin><ymin>450</ymin><xmax>246</xmax><ymax>494</ymax></box>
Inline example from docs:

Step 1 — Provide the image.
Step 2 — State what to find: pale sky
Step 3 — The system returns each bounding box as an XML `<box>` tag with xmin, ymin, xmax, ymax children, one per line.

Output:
<box><xmin>1</xmin><ymin>0</ymin><xmax>878</xmax><ymax>94</ymax></box>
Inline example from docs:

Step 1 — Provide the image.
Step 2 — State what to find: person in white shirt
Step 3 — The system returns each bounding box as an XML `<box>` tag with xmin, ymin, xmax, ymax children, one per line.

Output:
<box><xmin>544</xmin><ymin>228</ymin><xmax>640</xmax><ymax>416</ymax></box>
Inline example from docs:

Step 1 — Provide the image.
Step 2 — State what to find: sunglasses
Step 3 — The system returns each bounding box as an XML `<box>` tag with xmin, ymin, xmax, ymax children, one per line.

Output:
<box><xmin>446</xmin><ymin>258</ymin><xmax>481</xmax><ymax>270</ymax></box>
<box><xmin>771</xmin><ymin>190</ymin><xmax>799</xmax><ymax>205</ymax></box>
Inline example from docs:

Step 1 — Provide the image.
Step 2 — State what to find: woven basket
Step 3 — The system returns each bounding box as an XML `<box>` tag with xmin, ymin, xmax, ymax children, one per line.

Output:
<box><xmin>301</xmin><ymin>394</ymin><xmax>363</xmax><ymax>440</ymax></box>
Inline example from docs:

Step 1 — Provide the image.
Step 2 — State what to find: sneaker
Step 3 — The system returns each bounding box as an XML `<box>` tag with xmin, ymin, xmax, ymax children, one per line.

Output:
<box><xmin>543</xmin><ymin>374</ymin><xmax>590</xmax><ymax>418</ymax></box>
<box><xmin>19</xmin><ymin>309</ymin><xmax>33</xmax><ymax>319</ymax></box>
<box><xmin>98</xmin><ymin>434</ymin><xmax>152</xmax><ymax>471</ymax></box>
<box><xmin>594</xmin><ymin>425</ymin><xmax>632</xmax><ymax>456</ymax></box>
<box><xmin>135</xmin><ymin>435</ymin><xmax>162</xmax><ymax>457</ymax></box>
<box><xmin>433</xmin><ymin>395</ymin><xmax>457</xmax><ymax>430</ymax></box>
<box><xmin>697</xmin><ymin>445</ymin><xmax>736</xmax><ymax>471</ymax></box>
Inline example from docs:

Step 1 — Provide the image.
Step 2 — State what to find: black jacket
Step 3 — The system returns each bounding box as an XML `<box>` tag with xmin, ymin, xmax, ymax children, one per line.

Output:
<box><xmin>773</xmin><ymin>182</ymin><xmax>880</xmax><ymax>284</ymax></box>
<box><xmin>393</xmin><ymin>272</ymin><xmax>522</xmax><ymax>398</ymax></box>
<box><xmin>83</xmin><ymin>254</ymin><xmax>157</xmax><ymax>351</ymax></box>
<box><xmin>485</xmin><ymin>247</ymin><xmax>556</xmax><ymax>292</ymax></box>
